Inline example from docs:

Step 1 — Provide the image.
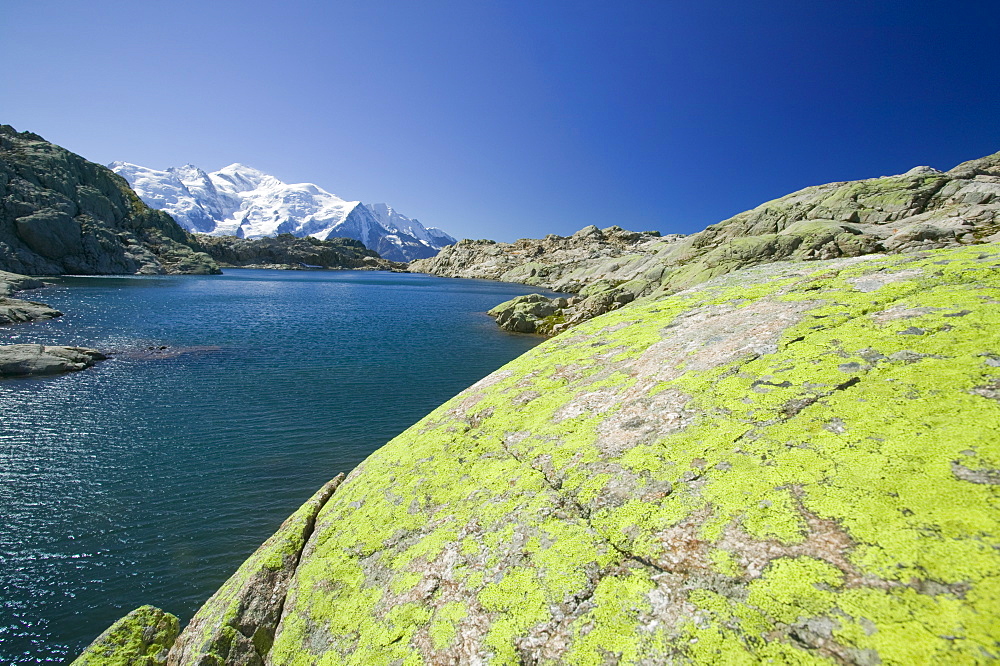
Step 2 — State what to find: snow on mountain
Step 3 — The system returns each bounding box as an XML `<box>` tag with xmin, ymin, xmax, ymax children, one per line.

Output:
<box><xmin>365</xmin><ymin>203</ymin><xmax>457</xmax><ymax>250</ymax></box>
<box><xmin>109</xmin><ymin>162</ymin><xmax>456</xmax><ymax>262</ymax></box>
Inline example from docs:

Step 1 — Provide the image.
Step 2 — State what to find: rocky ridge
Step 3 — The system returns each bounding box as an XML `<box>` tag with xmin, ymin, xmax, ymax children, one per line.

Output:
<box><xmin>191</xmin><ymin>233</ymin><xmax>406</xmax><ymax>271</ymax></box>
<box><xmin>0</xmin><ymin>125</ymin><xmax>219</xmax><ymax>276</ymax></box>
<box><xmin>75</xmin><ymin>241</ymin><xmax>1000</xmax><ymax>664</ymax></box>
<box><xmin>414</xmin><ymin>153</ymin><xmax>1000</xmax><ymax>334</ymax></box>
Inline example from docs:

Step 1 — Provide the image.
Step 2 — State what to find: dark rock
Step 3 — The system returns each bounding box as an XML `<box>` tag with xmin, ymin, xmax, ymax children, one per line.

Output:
<box><xmin>191</xmin><ymin>233</ymin><xmax>405</xmax><ymax>271</ymax></box>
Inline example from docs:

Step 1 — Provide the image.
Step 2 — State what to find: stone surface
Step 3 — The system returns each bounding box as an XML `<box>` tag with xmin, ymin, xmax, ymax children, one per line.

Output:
<box><xmin>0</xmin><ymin>269</ymin><xmax>45</xmax><ymax>296</ymax></box>
<box><xmin>0</xmin><ymin>296</ymin><xmax>61</xmax><ymax>325</ymax></box>
<box><xmin>0</xmin><ymin>344</ymin><xmax>106</xmax><ymax>377</ymax></box>
<box><xmin>71</xmin><ymin>605</ymin><xmax>179</xmax><ymax>666</ymax></box>
<box><xmin>165</xmin><ymin>475</ymin><xmax>344</xmax><ymax>666</ymax></box>
<box><xmin>265</xmin><ymin>244</ymin><xmax>1000</xmax><ymax>664</ymax></box>
<box><xmin>0</xmin><ymin>269</ymin><xmax>60</xmax><ymax>324</ymax></box>
<box><xmin>0</xmin><ymin>124</ymin><xmax>219</xmax><ymax>276</ymax></box>
<box><xmin>88</xmin><ymin>243</ymin><xmax>1000</xmax><ymax>664</ymax></box>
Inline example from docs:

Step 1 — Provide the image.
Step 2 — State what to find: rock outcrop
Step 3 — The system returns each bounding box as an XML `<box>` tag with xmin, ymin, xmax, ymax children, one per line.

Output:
<box><xmin>0</xmin><ymin>269</ymin><xmax>61</xmax><ymax>325</ymax></box>
<box><xmin>416</xmin><ymin>153</ymin><xmax>1000</xmax><ymax>334</ymax></box>
<box><xmin>71</xmin><ymin>606</ymin><xmax>179</xmax><ymax>666</ymax></box>
<box><xmin>86</xmin><ymin>242</ymin><xmax>1000</xmax><ymax>663</ymax></box>
<box><xmin>410</xmin><ymin>225</ymin><xmax>674</xmax><ymax>292</ymax></box>
<box><xmin>0</xmin><ymin>125</ymin><xmax>220</xmax><ymax>276</ymax></box>
<box><xmin>190</xmin><ymin>233</ymin><xmax>405</xmax><ymax>271</ymax></box>
<box><xmin>0</xmin><ymin>297</ymin><xmax>61</xmax><ymax>325</ymax></box>
<box><xmin>0</xmin><ymin>344</ymin><xmax>106</xmax><ymax>377</ymax></box>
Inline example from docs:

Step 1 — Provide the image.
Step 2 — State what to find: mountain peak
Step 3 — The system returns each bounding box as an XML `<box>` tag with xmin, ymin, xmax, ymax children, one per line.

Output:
<box><xmin>112</xmin><ymin>162</ymin><xmax>456</xmax><ymax>261</ymax></box>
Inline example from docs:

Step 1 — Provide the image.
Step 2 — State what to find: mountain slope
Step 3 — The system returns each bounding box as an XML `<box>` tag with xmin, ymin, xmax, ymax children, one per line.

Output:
<box><xmin>0</xmin><ymin>126</ymin><xmax>219</xmax><ymax>275</ymax></box>
<box><xmin>111</xmin><ymin>162</ymin><xmax>456</xmax><ymax>262</ymax></box>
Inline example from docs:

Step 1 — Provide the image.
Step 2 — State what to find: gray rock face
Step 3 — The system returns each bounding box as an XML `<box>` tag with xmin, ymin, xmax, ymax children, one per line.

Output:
<box><xmin>0</xmin><ymin>125</ymin><xmax>220</xmax><ymax>276</ymax></box>
<box><xmin>0</xmin><ymin>344</ymin><xmax>106</xmax><ymax>377</ymax></box>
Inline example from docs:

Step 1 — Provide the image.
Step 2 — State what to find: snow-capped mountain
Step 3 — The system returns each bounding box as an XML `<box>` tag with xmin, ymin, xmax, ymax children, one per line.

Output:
<box><xmin>109</xmin><ymin>162</ymin><xmax>456</xmax><ymax>262</ymax></box>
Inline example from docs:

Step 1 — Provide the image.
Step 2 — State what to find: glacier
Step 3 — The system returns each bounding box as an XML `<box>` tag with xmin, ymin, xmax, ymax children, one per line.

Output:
<box><xmin>109</xmin><ymin>162</ymin><xmax>456</xmax><ymax>262</ymax></box>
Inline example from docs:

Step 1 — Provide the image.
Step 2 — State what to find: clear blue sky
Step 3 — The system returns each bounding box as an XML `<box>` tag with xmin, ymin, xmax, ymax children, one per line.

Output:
<box><xmin>3</xmin><ymin>0</ymin><xmax>998</xmax><ymax>242</ymax></box>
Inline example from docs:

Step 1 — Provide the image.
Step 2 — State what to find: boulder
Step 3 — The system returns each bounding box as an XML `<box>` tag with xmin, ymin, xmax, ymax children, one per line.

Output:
<box><xmin>71</xmin><ymin>606</ymin><xmax>179</xmax><ymax>666</ymax></box>
<box><xmin>15</xmin><ymin>208</ymin><xmax>83</xmax><ymax>258</ymax></box>
<box><xmin>0</xmin><ymin>344</ymin><xmax>106</xmax><ymax>377</ymax></box>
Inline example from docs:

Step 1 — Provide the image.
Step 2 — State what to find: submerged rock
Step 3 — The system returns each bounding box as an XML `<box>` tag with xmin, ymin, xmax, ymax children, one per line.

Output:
<box><xmin>88</xmin><ymin>243</ymin><xmax>1000</xmax><ymax>664</ymax></box>
<box><xmin>0</xmin><ymin>344</ymin><xmax>106</xmax><ymax>377</ymax></box>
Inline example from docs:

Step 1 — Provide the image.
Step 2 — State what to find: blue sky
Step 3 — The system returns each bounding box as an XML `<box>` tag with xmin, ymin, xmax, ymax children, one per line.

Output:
<box><xmin>3</xmin><ymin>0</ymin><xmax>998</xmax><ymax>242</ymax></box>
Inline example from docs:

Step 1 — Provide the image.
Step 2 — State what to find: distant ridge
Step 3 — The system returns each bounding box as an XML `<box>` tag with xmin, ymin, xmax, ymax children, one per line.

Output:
<box><xmin>110</xmin><ymin>162</ymin><xmax>456</xmax><ymax>262</ymax></box>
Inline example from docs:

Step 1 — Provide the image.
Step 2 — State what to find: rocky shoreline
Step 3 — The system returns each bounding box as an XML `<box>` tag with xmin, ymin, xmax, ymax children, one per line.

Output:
<box><xmin>0</xmin><ymin>270</ymin><xmax>107</xmax><ymax>377</ymax></box>
<box><xmin>0</xmin><ymin>343</ymin><xmax>106</xmax><ymax>378</ymax></box>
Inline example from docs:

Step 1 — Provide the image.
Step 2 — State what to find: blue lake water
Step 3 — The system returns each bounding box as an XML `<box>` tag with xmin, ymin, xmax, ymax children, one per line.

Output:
<box><xmin>0</xmin><ymin>269</ymin><xmax>556</xmax><ymax>663</ymax></box>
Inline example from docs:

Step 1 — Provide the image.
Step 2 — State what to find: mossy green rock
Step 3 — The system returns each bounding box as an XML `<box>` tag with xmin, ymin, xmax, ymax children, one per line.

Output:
<box><xmin>71</xmin><ymin>605</ymin><xmax>179</xmax><ymax>666</ymax></box>
<box><xmin>257</xmin><ymin>244</ymin><xmax>999</xmax><ymax>663</ymax></box>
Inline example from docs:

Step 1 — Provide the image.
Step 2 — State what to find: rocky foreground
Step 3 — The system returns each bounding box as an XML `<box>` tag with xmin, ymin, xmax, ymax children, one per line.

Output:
<box><xmin>75</xmin><ymin>240</ymin><xmax>1000</xmax><ymax>664</ymax></box>
<box><xmin>0</xmin><ymin>269</ymin><xmax>109</xmax><ymax>377</ymax></box>
<box><xmin>415</xmin><ymin>152</ymin><xmax>1000</xmax><ymax>334</ymax></box>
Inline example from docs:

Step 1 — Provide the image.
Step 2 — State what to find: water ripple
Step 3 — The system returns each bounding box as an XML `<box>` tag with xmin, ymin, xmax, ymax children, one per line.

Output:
<box><xmin>0</xmin><ymin>270</ymin><xmax>557</xmax><ymax>662</ymax></box>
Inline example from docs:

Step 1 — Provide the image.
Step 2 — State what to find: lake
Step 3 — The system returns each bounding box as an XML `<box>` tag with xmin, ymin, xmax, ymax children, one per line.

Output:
<box><xmin>0</xmin><ymin>269</ymin><xmax>556</xmax><ymax>663</ymax></box>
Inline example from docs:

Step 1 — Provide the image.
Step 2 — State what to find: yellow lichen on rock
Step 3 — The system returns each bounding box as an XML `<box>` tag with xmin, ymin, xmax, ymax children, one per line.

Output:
<box><xmin>258</xmin><ymin>244</ymin><xmax>1000</xmax><ymax>664</ymax></box>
